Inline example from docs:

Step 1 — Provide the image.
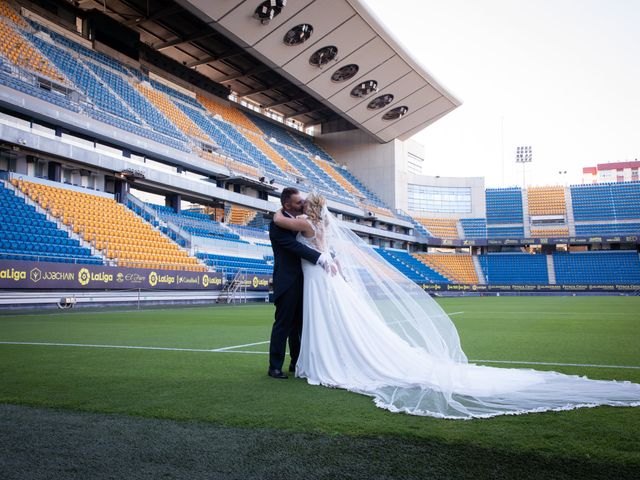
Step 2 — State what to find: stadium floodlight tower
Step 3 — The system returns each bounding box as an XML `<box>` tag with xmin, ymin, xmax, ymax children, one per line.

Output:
<box><xmin>515</xmin><ymin>146</ymin><xmax>533</xmax><ymax>188</ymax></box>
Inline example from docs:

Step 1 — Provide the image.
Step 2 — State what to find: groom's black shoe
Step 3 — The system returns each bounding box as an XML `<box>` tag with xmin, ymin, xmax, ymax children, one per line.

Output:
<box><xmin>268</xmin><ymin>368</ymin><xmax>288</xmax><ymax>379</ymax></box>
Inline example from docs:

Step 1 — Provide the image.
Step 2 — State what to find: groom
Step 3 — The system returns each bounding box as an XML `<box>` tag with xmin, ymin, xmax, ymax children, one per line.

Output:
<box><xmin>268</xmin><ymin>187</ymin><xmax>332</xmax><ymax>379</ymax></box>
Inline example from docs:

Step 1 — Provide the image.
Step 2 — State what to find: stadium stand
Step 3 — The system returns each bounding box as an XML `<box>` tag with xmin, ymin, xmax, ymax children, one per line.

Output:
<box><xmin>570</xmin><ymin>182</ymin><xmax>640</xmax><ymax>221</ymax></box>
<box><xmin>460</xmin><ymin>218</ymin><xmax>487</xmax><ymax>238</ymax></box>
<box><xmin>227</xmin><ymin>205</ymin><xmax>257</xmax><ymax>226</ymax></box>
<box><xmin>196</xmin><ymin>252</ymin><xmax>273</xmax><ymax>278</ymax></box>
<box><xmin>414</xmin><ymin>218</ymin><xmax>458</xmax><ymax>239</ymax></box>
<box><xmin>553</xmin><ymin>251</ymin><xmax>640</xmax><ymax>284</ymax></box>
<box><xmin>148</xmin><ymin>204</ymin><xmax>247</xmax><ymax>244</ymax></box>
<box><xmin>530</xmin><ymin>227</ymin><xmax>570</xmax><ymax>237</ymax></box>
<box><xmin>244</xmin><ymin>132</ymin><xmax>301</xmax><ymax>177</ymax></box>
<box><xmin>487</xmin><ymin>226</ymin><xmax>525</xmax><ymax>238</ymax></box>
<box><xmin>134</xmin><ymin>83</ymin><xmax>210</xmax><ymax>143</ymax></box>
<box><xmin>197</xmin><ymin>94</ymin><xmax>263</xmax><ymax>135</ymax></box>
<box><xmin>2</xmin><ymin>1</ymin><xmax>640</xmax><ymax>297</ymax></box>
<box><xmin>0</xmin><ymin>181</ymin><xmax>101</xmax><ymax>264</ymax></box>
<box><xmin>486</xmin><ymin>187</ymin><xmax>523</xmax><ymax>224</ymax></box>
<box><xmin>414</xmin><ymin>253</ymin><xmax>478</xmax><ymax>284</ymax></box>
<box><xmin>527</xmin><ymin>186</ymin><xmax>567</xmax><ymax>216</ymax></box>
<box><xmin>376</xmin><ymin>249</ymin><xmax>449</xmax><ymax>283</ymax></box>
<box><xmin>0</xmin><ymin>0</ymin><xmax>26</xmax><ymax>27</ymax></box>
<box><xmin>574</xmin><ymin>223</ymin><xmax>640</xmax><ymax>236</ymax></box>
<box><xmin>479</xmin><ymin>253</ymin><xmax>548</xmax><ymax>284</ymax></box>
<box><xmin>13</xmin><ymin>179</ymin><xmax>205</xmax><ymax>271</ymax></box>
<box><xmin>0</xmin><ymin>21</ymin><xmax>64</xmax><ymax>83</ymax></box>
<box><xmin>245</xmin><ymin>111</ymin><xmax>302</xmax><ymax>150</ymax></box>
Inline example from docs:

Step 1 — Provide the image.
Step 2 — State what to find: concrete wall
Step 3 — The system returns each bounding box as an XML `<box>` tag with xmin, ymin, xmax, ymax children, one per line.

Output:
<box><xmin>317</xmin><ymin>131</ymin><xmax>484</xmax><ymax>219</ymax></box>
<box><xmin>317</xmin><ymin>129</ymin><xmax>401</xmax><ymax>209</ymax></box>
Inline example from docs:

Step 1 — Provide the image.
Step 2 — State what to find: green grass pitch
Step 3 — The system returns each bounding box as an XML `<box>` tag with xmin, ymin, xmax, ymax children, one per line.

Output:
<box><xmin>0</xmin><ymin>296</ymin><xmax>639</xmax><ymax>478</ymax></box>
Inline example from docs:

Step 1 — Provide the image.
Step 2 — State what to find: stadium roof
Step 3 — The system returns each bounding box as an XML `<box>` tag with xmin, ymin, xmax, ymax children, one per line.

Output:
<box><xmin>75</xmin><ymin>0</ymin><xmax>460</xmax><ymax>143</ymax></box>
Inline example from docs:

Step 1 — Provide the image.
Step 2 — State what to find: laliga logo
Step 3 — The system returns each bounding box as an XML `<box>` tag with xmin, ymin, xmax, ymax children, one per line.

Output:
<box><xmin>252</xmin><ymin>276</ymin><xmax>259</xmax><ymax>288</ymax></box>
<box><xmin>149</xmin><ymin>271</ymin><xmax>158</xmax><ymax>287</ymax></box>
<box><xmin>78</xmin><ymin>268</ymin><xmax>90</xmax><ymax>286</ymax></box>
<box><xmin>202</xmin><ymin>274</ymin><xmax>209</xmax><ymax>288</ymax></box>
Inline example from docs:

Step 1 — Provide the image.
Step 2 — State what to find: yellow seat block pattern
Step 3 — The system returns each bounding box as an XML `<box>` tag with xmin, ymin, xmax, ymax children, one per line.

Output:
<box><xmin>414</xmin><ymin>253</ymin><xmax>478</xmax><ymax>284</ymax></box>
<box><xmin>0</xmin><ymin>22</ymin><xmax>66</xmax><ymax>83</ymax></box>
<box><xmin>198</xmin><ymin>149</ymin><xmax>260</xmax><ymax>178</ymax></box>
<box><xmin>312</xmin><ymin>157</ymin><xmax>362</xmax><ymax>197</ymax></box>
<box><xmin>135</xmin><ymin>83</ymin><xmax>210</xmax><ymax>143</ymax></box>
<box><xmin>530</xmin><ymin>228</ymin><xmax>570</xmax><ymax>237</ymax></box>
<box><xmin>247</xmin><ymin>132</ymin><xmax>301</xmax><ymax>176</ymax></box>
<box><xmin>364</xmin><ymin>204</ymin><xmax>394</xmax><ymax>218</ymax></box>
<box><xmin>527</xmin><ymin>186</ymin><xmax>566</xmax><ymax>216</ymax></box>
<box><xmin>227</xmin><ymin>205</ymin><xmax>256</xmax><ymax>226</ymax></box>
<box><xmin>16</xmin><ymin>180</ymin><xmax>206</xmax><ymax>271</ymax></box>
<box><xmin>0</xmin><ymin>0</ymin><xmax>28</xmax><ymax>27</ymax></box>
<box><xmin>197</xmin><ymin>95</ymin><xmax>262</xmax><ymax>134</ymax></box>
<box><xmin>415</xmin><ymin>218</ymin><xmax>459</xmax><ymax>239</ymax></box>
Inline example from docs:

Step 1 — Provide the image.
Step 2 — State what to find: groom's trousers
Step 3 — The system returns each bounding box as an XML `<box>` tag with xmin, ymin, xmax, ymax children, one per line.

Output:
<box><xmin>269</xmin><ymin>280</ymin><xmax>304</xmax><ymax>371</ymax></box>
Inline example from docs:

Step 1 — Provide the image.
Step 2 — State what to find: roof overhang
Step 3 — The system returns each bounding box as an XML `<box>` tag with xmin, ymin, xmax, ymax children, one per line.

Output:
<box><xmin>175</xmin><ymin>0</ymin><xmax>461</xmax><ymax>142</ymax></box>
<box><xmin>72</xmin><ymin>0</ymin><xmax>460</xmax><ymax>143</ymax></box>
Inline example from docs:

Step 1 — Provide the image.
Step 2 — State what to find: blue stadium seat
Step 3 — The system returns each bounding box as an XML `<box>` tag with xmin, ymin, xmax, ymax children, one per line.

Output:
<box><xmin>553</xmin><ymin>251</ymin><xmax>640</xmax><ymax>284</ymax></box>
<box><xmin>376</xmin><ymin>248</ymin><xmax>449</xmax><ymax>283</ymax></box>
<box><xmin>479</xmin><ymin>253</ymin><xmax>548</xmax><ymax>284</ymax></box>
<box><xmin>0</xmin><ymin>183</ymin><xmax>102</xmax><ymax>265</ymax></box>
<box><xmin>486</xmin><ymin>188</ymin><xmax>524</xmax><ymax>225</ymax></box>
<box><xmin>460</xmin><ymin>218</ymin><xmax>487</xmax><ymax>238</ymax></box>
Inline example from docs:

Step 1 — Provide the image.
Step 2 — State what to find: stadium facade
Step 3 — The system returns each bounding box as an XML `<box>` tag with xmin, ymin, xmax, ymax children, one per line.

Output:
<box><xmin>0</xmin><ymin>0</ymin><xmax>638</xmax><ymax>307</ymax></box>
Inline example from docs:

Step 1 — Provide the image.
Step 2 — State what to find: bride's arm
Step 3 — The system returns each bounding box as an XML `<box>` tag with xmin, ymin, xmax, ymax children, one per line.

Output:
<box><xmin>274</xmin><ymin>210</ymin><xmax>314</xmax><ymax>235</ymax></box>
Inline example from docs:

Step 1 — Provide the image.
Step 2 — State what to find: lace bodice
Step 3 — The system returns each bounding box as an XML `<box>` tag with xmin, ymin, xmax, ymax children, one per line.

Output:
<box><xmin>296</xmin><ymin>218</ymin><xmax>327</xmax><ymax>253</ymax></box>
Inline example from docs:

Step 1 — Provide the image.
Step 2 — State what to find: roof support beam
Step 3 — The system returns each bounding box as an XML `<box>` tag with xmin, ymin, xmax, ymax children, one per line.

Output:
<box><xmin>186</xmin><ymin>48</ymin><xmax>245</xmax><ymax>67</ymax></box>
<box><xmin>262</xmin><ymin>93</ymin><xmax>309</xmax><ymax>109</ymax></box>
<box><xmin>285</xmin><ymin>106</ymin><xmax>330</xmax><ymax>120</ymax></box>
<box><xmin>216</xmin><ymin>65</ymin><xmax>273</xmax><ymax>83</ymax></box>
<box><xmin>237</xmin><ymin>81</ymin><xmax>292</xmax><ymax>99</ymax></box>
<box><xmin>123</xmin><ymin>4</ymin><xmax>182</xmax><ymax>27</ymax></box>
<box><xmin>152</xmin><ymin>31</ymin><xmax>218</xmax><ymax>50</ymax></box>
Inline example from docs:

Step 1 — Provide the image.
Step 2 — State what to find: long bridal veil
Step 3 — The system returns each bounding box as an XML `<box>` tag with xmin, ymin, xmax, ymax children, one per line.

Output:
<box><xmin>321</xmin><ymin>206</ymin><xmax>640</xmax><ymax>419</ymax></box>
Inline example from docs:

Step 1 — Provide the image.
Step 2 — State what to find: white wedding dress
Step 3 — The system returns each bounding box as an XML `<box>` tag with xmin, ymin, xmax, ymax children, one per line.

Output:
<box><xmin>294</xmin><ymin>210</ymin><xmax>640</xmax><ymax>419</ymax></box>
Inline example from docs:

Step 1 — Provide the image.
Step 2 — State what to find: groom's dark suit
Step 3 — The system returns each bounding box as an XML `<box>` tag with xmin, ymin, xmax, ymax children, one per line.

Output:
<box><xmin>269</xmin><ymin>211</ymin><xmax>321</xmax><ymax>371</ymax></box>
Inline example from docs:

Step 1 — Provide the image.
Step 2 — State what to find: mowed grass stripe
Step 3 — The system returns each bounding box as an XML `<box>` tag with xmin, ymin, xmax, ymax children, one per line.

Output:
<box><xmin>0</xmin><ymin>297</ymin><xmax>638</xmax><ymax>472</ymax></box>
<box><xmin>3</xmin><ymin>341</ymin><xmax>640</xmax><ymax>371</ymax></box>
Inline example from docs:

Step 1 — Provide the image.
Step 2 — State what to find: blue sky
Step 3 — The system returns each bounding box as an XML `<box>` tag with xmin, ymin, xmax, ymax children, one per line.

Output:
<box><xmin>363</xmin><ymin>0</ymin><xmax>640</xmax><ymax>187</ymax></box>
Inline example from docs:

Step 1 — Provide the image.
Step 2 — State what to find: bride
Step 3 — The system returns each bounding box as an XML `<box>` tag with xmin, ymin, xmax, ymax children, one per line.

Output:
<box><xmin>273</xmin><ymin>192</ymin><xmax>640</xmax><ymax>419</ymax></box>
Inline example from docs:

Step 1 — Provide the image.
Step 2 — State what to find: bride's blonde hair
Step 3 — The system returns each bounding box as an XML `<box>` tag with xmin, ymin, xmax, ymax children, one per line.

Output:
<box><xmin>305</xmin><ymin>192</ymin><xmax>326</xmax><ymax>223</ymax></box>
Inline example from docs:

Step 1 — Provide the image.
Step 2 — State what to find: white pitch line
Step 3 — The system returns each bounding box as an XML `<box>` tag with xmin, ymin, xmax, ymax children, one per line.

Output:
<box><xmin>2</xmin><ymin>342</ymin><xmax>640</xmax><ymax>370</ymax></box>
<box><xmin>0</xmin><ymin>341</ymin><xmax>214</xmax><ymax>353</ymax></box>
<box><xmin>212</xmin><ymin>340</ymin><xmax>270</xmax><ymax>352</ymax></box>
<box><xmin>462</xmin><ymin>311</ymin><xmax>634</xmax><ymax>316</ymax></box>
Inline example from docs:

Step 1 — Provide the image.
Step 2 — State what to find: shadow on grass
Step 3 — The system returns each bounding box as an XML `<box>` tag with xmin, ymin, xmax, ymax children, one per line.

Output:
<box><xmin>0</xmin><ymin>403</ymin><xmax>635</xmax><ymax>480</ymax></box>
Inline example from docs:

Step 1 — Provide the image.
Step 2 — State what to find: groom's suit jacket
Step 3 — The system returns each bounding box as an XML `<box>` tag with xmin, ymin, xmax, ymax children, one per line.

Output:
<box><xmin>269</xmin><ymin>212</ymin><xmax>321</xmax><ymax>302</ymax></box>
